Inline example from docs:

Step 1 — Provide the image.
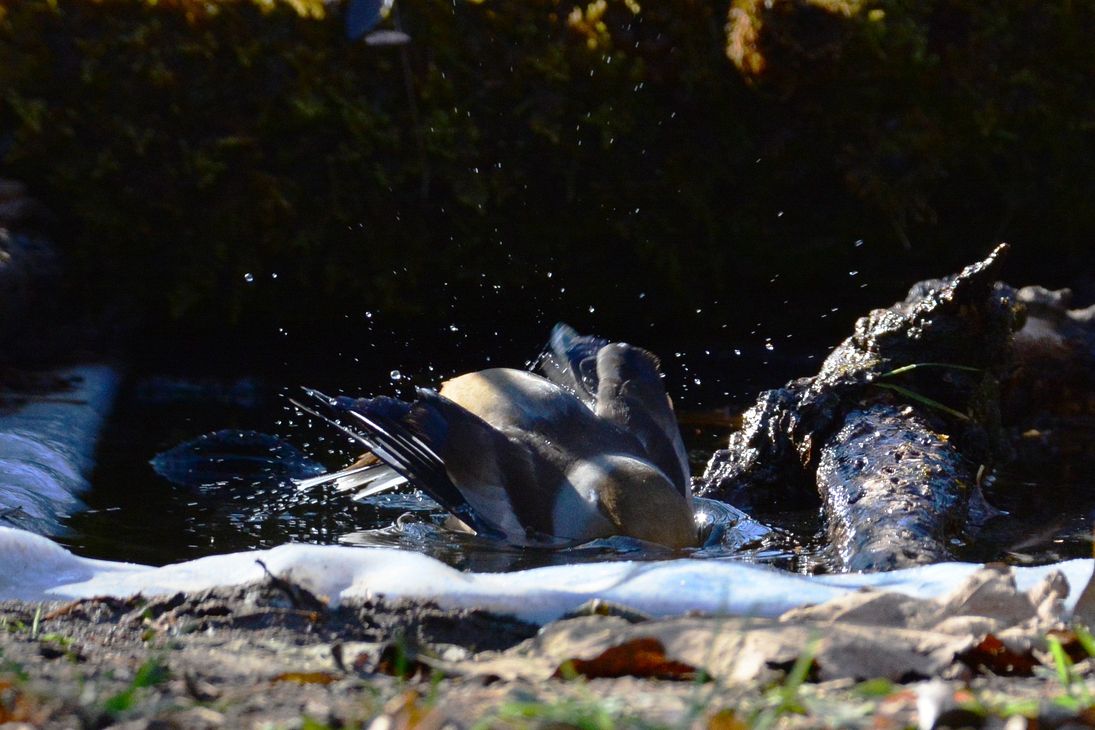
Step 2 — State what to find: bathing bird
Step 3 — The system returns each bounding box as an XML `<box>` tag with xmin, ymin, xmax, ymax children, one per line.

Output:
<box><xmin>295</xmin><ymin>323</ymin><xmax>698</xmax><ymax>548</ymax></box>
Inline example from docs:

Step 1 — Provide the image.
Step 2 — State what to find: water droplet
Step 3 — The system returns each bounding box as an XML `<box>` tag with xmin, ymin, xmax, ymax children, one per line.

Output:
<box><xmin>271</xmin><ymin>272</ymin><xmax>279</xmax><ymax>279</ymax></box>
<box><xmin>365</xmin><ymin>311</ymin><xmax>373</xmax><ymax>319</ymax></box>
<box><xmin>733</xmin><ymin>349</ymin><xmax>742</xmax><ymax>356</ymax></box>
<box><xmin>243</xmin><ymin>272</ymin><xmax>254</xmax><ymax>283</ymax></box>
<box><xmin>588</xmin><ymin>305</ymin><xmax>595</xmax><ymax>313</ymax></box>
<box><xmin>390</xmin><ymin>370</ymin><xmax>402</xmax><ymax>381</ymax></box>
<box><xmin>693</xmin><ymin>378</ymin><xmax>702</xmax><ymax>385</ymax></box>
<box><xmin>546</xmin><ymin>271</ymin><xmax>553</xmax><ymax>278</ymax></box>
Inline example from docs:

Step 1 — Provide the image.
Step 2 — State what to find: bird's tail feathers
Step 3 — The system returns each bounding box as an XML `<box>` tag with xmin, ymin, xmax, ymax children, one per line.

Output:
<box><xmin>295</xmin><ymin>462</ymin><xmax>408</xmax><ymax>497</ymax></box>
<box><xmin>294</xmin><ymin>388</ymin><xmax>506</xmax><ymax>539</ymax></box>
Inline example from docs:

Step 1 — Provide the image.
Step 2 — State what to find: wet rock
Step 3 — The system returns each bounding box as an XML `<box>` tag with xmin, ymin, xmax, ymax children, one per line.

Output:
<box><xmin>700</xmin><ymin>378</ymin><xmax>843</xmax><ymax>510</ymax></box>
<box><xmin>1005</xmin><ymin>287</ymin><xmax>1095</xmax><ymax>419</ymax></box>
<box><xmin>699</xmin><ymin>245</ymin><xmax>1019</xmax><ymax>570</ymax></box>
<box><xmin>816</xmin><ymin>405</ymin><xmax>973</xmax><ymax>571</ymax></box>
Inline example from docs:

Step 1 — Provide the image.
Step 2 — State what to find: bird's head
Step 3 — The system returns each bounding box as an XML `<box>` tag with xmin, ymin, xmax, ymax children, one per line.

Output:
<box><xmin>590</xmin><ymin>455</ymin><xmax>698</xmax><ymax>549</ymax></box>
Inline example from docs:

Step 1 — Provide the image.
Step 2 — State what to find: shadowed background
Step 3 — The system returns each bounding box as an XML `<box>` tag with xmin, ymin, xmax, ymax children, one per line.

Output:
<box><xmin>1</xmin><ymin>0</ymin><xmax>1092</xmax><ymax>403</ymax></box>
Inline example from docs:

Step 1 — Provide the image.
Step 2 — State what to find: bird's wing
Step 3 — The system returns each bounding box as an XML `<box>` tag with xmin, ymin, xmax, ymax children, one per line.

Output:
<box><xmin>593</xmin><ymin>343</ymin><xmax>692</xmax><ymax>499</ymax></box>
<box><xmin>295</xmin><ymin>388</ymin><xmax>565</xmax><ymax>543</ymax></box>
<box><xmin>407</xmin><ymin>387</ymin><xmax>574</xmax><ymax>542</ymax></box>
<box><xmin>537</xmin><ymin>322</ymin><xmax>608</xmax><ymax>408</ymax></box>
<box><xmin>538</xmin><ymin>324</ymin><xmax>691</xmax><ymax>498</ymax></box>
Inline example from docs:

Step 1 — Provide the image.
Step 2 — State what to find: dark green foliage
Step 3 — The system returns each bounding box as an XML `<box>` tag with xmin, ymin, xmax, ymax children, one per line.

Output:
<box><xmin>0</xmin><ymin>0</ymin><xmax>1091</xmax><ymax>354</ymax></box>
<box><xmin>727</xmin><ymin>0</ymin><xmax>1095</xmax><ymax>263</ymax></box>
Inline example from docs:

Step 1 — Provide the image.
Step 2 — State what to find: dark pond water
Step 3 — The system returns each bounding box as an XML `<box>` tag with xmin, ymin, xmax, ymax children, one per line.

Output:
<box><xmin>64</xmin><ymin>348</ymin><xmax>824</xmax><ymax>570</ymax></box>
<box><xmin>56</xmin><ymin>248</ymin><xmax>1095</xmax><ymax>573</ymax></box>
<box><xmin>60</xmin><ymin>340</ymin><xmax>1095</xmax><ymax>574</ymax></box>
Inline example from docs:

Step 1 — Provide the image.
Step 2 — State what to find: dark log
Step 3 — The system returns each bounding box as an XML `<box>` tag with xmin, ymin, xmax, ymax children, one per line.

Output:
<box><xmin>815</xmin><ymin>404</ymin><xmax>973</xmax><ymax>571</ymax></box>
<box><xmin>698</xmin><ymin>244</ymin><xmax>1019</xmax><ymax>570</ymax></box>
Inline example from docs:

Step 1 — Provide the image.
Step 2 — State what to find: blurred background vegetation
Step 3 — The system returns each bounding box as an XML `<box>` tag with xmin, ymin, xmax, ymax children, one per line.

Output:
<box><xmin>0</xmin><ymin>0</ymin><xmax>1092</xmax><ymax>396</ymax></box>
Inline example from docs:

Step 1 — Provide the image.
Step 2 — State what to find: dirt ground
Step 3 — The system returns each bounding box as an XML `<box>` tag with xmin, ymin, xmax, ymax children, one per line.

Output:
<box><xmin>2</xmin><ymin>577</ymin><xmax>1095</xmax><ymax>730</ymax></box>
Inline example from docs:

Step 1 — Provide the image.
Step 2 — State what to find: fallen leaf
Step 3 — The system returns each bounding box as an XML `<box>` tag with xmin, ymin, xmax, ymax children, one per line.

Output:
<box><xmin>707</xmin><ymin>707</ymin><xmax>749</xmax><ymax>730</ymax></box>
<box><xmin>0</xmin><ymin>681</ymin><xmax>46</xmax><ymax>724</ymax></box>
<box><xmin>271</xmin><ymin>671</ymin><xmax>339</xmax><ymax>685</ymax></box>
<box><xmin>957</xmin><ymin>634</ymin><xmax>1037</xmax><ymax>676</ymax></box>
<box><xmin>554</xmin><ymin>637</ymin><xmax>697</xmax><ymax>680</ymax></box>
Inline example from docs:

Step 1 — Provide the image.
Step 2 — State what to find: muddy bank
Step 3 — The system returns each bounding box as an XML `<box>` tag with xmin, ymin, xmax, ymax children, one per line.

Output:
<box><xmin>5</xmin><ymin>567</ymin><xmax>1095</xmax><ymax>729</ymax></box>
<box><xmin>0</xmin><ymin>581</ymin><xmax>535</xmax><ymax>729</ymax></box>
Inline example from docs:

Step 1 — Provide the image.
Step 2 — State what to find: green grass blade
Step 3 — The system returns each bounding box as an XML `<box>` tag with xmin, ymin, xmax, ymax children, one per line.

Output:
<box><xmin>1047</xmin><ymin>635</ymin><xmax>1073</xmax><ymax>691</ymax></box>
<box><xmin>871</xmin><ymin>383</ymin><xmax>970</xmax><ymax>421</ymax></box>
<box><xmin>879</xmin><ymin>362</ymin><xmax>982</xmax><ymax>378</ymax></box>
<box><xmin>784</xmin><ymin>639</ymin><xmax>818</xmax><ymax>695</ymax></box>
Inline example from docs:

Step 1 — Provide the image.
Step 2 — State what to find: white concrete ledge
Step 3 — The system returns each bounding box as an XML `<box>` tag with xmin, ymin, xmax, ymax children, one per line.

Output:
<box><xmin>0</xmin><ymin>365</ymin><xmax>121</xmax><ymax>534</ymax></box>
<box><xmin>1</xmin><ymin>527</ymin><xmax>1090</xmax><ymax>625</ymax></box>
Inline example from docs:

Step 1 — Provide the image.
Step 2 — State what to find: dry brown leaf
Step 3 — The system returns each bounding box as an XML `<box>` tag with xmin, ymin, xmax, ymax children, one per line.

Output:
<box><xmin>554</xmin><ymin>637</ymin><xmax>698</xmax><ymax>680</ymax></box>
<box><xmin>1076</xmin><ymin>706</ymin><xmax>1095</xmax><ymax>726</ymax></box>
<box><xmin>957</xmin><ymin>634</ymin><xmax>1037</xmax><ymax>676</ymax></box>
<box><xmin>271</xmin><ymin>671</ymin><xmax>339</xmax><ymax>685</ymax></box>
<box><xmin>0</xmin><ymin>680</ymin><xmax>47</xmax><ymax>725</ymax></box>
<box><xmin>707</xmin><ymin>708</ymin><xmax>749</xmax><ymax>730</ymax></box>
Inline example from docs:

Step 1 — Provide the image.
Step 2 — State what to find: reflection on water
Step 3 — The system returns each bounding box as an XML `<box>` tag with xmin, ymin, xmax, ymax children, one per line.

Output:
<box><xmin>150</xmin><ymin>429</ymin><xmax>325</xmax><ymax>488</ymax></box>
<box><xmin>963</xmin><ymin>469</ymin><xmax>1095</xmax><ymax>567</ymax></box>
<box><xmin>334</xmin><ymin>495</ymin><xmax>803</xmax><ymax>573</ymax></box>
